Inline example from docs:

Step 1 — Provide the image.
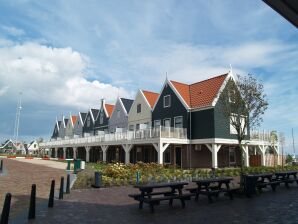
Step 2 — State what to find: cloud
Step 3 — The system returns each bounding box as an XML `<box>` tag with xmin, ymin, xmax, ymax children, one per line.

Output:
<box><xmin>0</xmin><ymin>42</ymin><xmax>132</xmax><ymax>110</ymax></box>
<box><xmin>1</xmin><ymin>25</ymin><xmax>25</xmax><ymax>36</ymax></box>
<box><xmin>0</xmin><ymin>86</ymin><xmax>9</xmax><ymax>96</ymax></box>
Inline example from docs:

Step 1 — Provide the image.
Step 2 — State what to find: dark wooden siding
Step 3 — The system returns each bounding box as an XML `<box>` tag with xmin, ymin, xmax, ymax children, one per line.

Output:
<box><xmin>190</xmin><ymin>108</ymin><xmax>215</xmax><ymax>139</ymax></box>
<box><xmin>94</xmin><ymin>109</ymin><xmax>109</xmax><ymax>133</ymax></box>
<box><xmin>82</xmin><ymin>112</ymin><xmax>95</xmax><ymax>135</ymax></box>
<box><xmin>152</xmin><ymin>83</ymin><xmax>189</xmax><ymax>137</ymax></box>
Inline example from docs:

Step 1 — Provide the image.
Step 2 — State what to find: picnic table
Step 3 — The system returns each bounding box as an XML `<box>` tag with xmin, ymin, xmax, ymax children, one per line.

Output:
<box><xmin>191</xmin><ymin>177</ymin><xmax>234</xmax><ymax>203</ymax></box>
<box><xmin>274</xmin><ymin>171</ymin><xmax>298</xmax><ymax>188</ymax></box>
<box><xmin>244</xmin><ymin>173</ymin><xmax>281</xmax><ymax>196</ymax></box>
<box><xmin>129</xmin><ymin>182</ymin><xmax>192</xmax><ymax>213</ymax></box>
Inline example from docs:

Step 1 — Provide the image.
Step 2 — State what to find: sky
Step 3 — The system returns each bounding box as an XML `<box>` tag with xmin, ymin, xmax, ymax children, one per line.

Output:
<box><xmin>0</xmin><ymin>0</ymin><xmax>297</xmax><ymax>153</ymax></box>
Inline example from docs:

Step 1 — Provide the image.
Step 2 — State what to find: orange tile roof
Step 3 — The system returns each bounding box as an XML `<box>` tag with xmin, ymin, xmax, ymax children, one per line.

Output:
<box><xmin>170</xmin><ymin>73</ymin><xmax>228</xmax><ymax>109</ymax></box>
<box><xmin>105</xmin><ymin>104</ymin><xmax>115</xmax><ymax>117</ymax></box>
<box><xmin>71</xmin><ymin>115</ymin><xmax>77</xmax><ymax>125</ymax></box>
<box><xmin>142</xmin><ymin>90</ymin><xmax>159</xmax><ymax>108</ymax></box>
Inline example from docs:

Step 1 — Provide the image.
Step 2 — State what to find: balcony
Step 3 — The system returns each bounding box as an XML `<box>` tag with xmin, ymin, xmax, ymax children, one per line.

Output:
<box><xmin>40</xmin><ymin>126</ymin><xmax>188</xmax><ymax>147</ymax></box>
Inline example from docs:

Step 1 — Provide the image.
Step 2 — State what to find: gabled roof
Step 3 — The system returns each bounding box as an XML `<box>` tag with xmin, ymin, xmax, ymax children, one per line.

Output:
<box><xmin>64</xmin><ymin>118</ymin><xmax>69</xmax><ymax>127</ymax></box>
<box><xmin>79</xmin><ymin>112</ymin><xmax>87</xmax><ymax>124</ymax></box>
<box><xmin>141</xmin><ymin>90</ymin><xmax>159</xmax><ymax>109</ymax></box>
<box><xmin>170</xmin><ymin>73</ymin><xmax>229</xmax><ymax>110</ymax></box>
<box><xmin>57</xmin><ymin>120</ymin><xmax>62</xmax><ymax>129</ymax></box>
<box><xmin>90</xmin><ymin>109</ymin><xmax>99</xmax><ymax>122</ymax></box>
<box><xmin>120</xmin><ymin>98</ymin><xmax>134</xmax><ymax>114</ymax></box>
<box><xmin>105</xmin><ymin>104</ymin><xmax>114</xmax><ymax>117</ymax></box>
<box><xmin>71</xmin><ymin>115</ymin><xmax>77</xmax><ymax>125</ymax></box>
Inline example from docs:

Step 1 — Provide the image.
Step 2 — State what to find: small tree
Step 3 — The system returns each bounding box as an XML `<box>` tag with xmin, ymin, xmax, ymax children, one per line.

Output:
<box><xmin>219</xmin><ymin>74</ymin><xmax>268</xmax><ymax>182</ymax></box>
<box><xmin>286</xmin><ymin>154</ymin><xmax>293</xmax><ymax>164</ymax></box>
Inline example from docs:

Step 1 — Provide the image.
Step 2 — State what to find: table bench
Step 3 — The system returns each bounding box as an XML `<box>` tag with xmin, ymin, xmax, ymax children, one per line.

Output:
<box><xmin>275</xmin><ymin>171</ymin><xmax>298</xmax><ymax>188</ymax></box>
<box><xmin>192</xmin><ymin>177</ymin><xmax>234</xmax><ymax>203</ymax></box>
<box><xmin>132</xmin><ymin>182</ymin><xmax>190</xmax><ymax>213</ymax></box>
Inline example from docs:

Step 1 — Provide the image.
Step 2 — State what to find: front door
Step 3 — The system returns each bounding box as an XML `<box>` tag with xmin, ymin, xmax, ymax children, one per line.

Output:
<box><xmin>175</xmin><ymin>147</ymin><xmax>181</xmax><ymax>167</ymax></box>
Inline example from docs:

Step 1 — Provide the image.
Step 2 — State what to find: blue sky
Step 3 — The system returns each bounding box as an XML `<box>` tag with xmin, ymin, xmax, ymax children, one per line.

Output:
<box><xmin>0</xmin><ymin>0</ymin><xmax>297</xmax><ymax>153</ymax></box>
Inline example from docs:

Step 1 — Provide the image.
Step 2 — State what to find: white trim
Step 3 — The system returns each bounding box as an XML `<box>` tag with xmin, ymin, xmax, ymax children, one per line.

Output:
<box><xmin>168</xmin><ymin>80</ymin><xmax>190</xmax><ymax>110</ymax></box>
<box><xmin>163</xmin><ymin>118</ymin><xmax>171</xmax><ymax>127</ymax></box>
<box><xmin>154</xmin><ymin>120</ymin><xmax>161</xmax><ymax>127</ymax></box>
<box><xmin>152</xmin><ymin>79</ymin><xmax>190</xmax><ymax>111</ymax></box>
<box><xmin>163</xmin><ymin>95</ymin><xmax>171</xmax><ymax>108</ymax></box>
<box><xmin>164</xmin><ymin>146</ymin><xmax>171</xmax><ymax>164</ymax></box>
<box><xmin>140</xmin><ymin>89</ymin><xmax>153</xmax><ymax>110</ymax></box>
<box><xmin>174</xmin><ymin>116</ymin><xmax>183</xmax><ymax>128</ymax></box>
<box><xmin>119</xmin><ymin>97</ymin><xmax>129</xmax><ymax>115</ymax></box>
<box><xmin>212</xmin><ymin>71</ymin><xmax>235</xmax><ymax>107</ymax></box>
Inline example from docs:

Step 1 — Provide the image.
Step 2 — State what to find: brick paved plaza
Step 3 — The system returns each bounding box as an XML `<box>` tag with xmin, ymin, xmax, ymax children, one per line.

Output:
<box><xmin>32</xmin><ymin>182</ymin><xmax>298</xmax><ymax>224</ymax></box>
<box><xmin>0</xmin><ymin>159</ymin><xmax>66</xmax><ymax>218</ymax></box>
<box><xmin>1</xmin><ymin>159</ymin><xmax>298</xmax><ymax>223</ymax></box>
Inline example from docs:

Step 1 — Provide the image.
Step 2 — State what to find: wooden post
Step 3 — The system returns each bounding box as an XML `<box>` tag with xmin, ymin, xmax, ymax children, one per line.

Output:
<box><xmin>0</xmin><ymin>193</ymin><xmax>11</xmax><ymax>224</ymax></box>
<box><xmin>59</xmin><ymin>176</ymin><xmax>64</xmax><ymax>199</ymax></box>
<box><xmin>48</xmin><ymin>180</ymin><xmax>55</xmax><ymax>208</ymax></box>
<box><xmin>28</xmin><ymin>184</ymin><xmax>36</xmax><ymax>219</ymax></box>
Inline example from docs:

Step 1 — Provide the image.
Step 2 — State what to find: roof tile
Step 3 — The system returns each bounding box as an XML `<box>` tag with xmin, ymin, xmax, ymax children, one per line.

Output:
<box><xmin>170</xmin><ymin>73</ymin><xmax>228</xmax><ymax>109</ymax></box>
<box><xmin>142</xmin><ymin>90</ymin><xmax>159</xmax><ymax>108</ymax></box>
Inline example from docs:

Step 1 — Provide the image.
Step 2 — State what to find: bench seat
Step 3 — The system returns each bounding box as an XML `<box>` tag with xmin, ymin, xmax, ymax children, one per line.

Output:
<box><xmin>128</xmin><ymin>191</ymin><xmax>173</xmax><ymax>200</ymax></box>
<box><xmin>143</xmin><ymin>193</ymin><xmax>193</xmax><ymax>213</ymax></box>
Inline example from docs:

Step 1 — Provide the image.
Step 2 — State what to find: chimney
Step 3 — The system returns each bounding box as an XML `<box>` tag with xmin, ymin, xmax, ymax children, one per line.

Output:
<box><xmin>100</xmin><ymin>98</ymin><xmax>105</xmax><ymax>111</ymax></box>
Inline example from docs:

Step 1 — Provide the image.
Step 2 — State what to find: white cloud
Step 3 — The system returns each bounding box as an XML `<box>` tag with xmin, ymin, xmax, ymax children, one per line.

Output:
<box><xmin>0</xmin><ymin>86</ymin><xmax>9</xmax><ymax>96</ymax></box>
<box><xmin>0</xmin><ymin>42</ymin><xmax>132</xmax><ymax>109</ymax></box>
<box><xmin>1</xmin><ymin>25</ymin><xmax>25</xmax><ymax>36</ymax></box>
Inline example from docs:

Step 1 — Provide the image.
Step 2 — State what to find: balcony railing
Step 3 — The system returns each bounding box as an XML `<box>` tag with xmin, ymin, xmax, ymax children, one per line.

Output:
<box><xmin>40</xmin><ymin>126</ymin><xmax>187</xmax><ymax>147</ymax></box>
<box><xmin>250</xmin><ymin>130</ymin><xmax>272</xmax><ymax>142</ymax></box>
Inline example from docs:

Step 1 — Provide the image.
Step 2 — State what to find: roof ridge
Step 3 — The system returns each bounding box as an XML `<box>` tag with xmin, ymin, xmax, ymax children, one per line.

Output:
<box><xmin>141</xmin><ymin>89</ymin><xmax>159</xmax><ymax>94</ymax></box>
<box><xmin>190</xmin><ymin>73</ymin><xmax>228</xmax><ymax>86</ymax></box>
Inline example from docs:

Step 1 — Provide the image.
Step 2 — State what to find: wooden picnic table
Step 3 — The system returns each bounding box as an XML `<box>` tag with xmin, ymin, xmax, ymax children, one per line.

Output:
<box><xmin>192</xmin><ymin>177</ymin><xmax>234</xmax><ymax>203</ymax></box>
<box><xmin>275</xmin><ymin>170</ymin><xmax>298</xmax><ymax>188</ymax></box>
<box><xmin>130</xmin><ymin>182</ymin><xmax>192</xmax><ymax>213</ymax></box>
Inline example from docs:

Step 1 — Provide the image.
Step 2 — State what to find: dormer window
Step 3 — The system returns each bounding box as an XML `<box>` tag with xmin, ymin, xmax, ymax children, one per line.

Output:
<box><xmin>164</xmin><ymin>95</ymin><xmax>171</xmax><ymax>108</ymax></box>
<box><xmin>137</xmin><ymin>104</ymin><xmax>141</xmax><ymax>113</ymax></box>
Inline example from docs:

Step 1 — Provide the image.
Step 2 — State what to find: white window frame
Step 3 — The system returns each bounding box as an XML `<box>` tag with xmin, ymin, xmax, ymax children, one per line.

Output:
<box><xmin>163</xmin><ymin>118</ymin><xmax>171</xmax><ymax>127</ymax></box>
<box><xmin>154</xmin><ymin>120</ymin><xmax>161</xmax><ymax>128</ymax></box>
<box><xmin>163</xmin><ymin>95</ymin><xmax>171</xmax><ymax>108</ymax></box>
<box><xmin>229</xmin><ymin>90</ymin><xmax>236</xmax><ymax>103</ymax></box>
<box><xmin>174</xmin><ymin>116</ymin><xmax>183</xmax><ymax>129</ymax></box>
<box><xmin>137</xmin><ymin>103</ymin><xmax>141</xmax><ymax>113</ymax></box>
<box><xmin>230</xmin><ymin>114</ymin><xmax>247</xmax><ymax>135</ymax></box>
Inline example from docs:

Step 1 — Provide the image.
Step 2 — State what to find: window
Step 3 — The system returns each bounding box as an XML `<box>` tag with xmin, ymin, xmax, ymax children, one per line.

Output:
<box><xmin>163</xmin><ymin>95</ymin><xmax>171</xmax><ymax>108</ymax></box>
<box><xmin>136</xmin><ymin>124</ymin><xmax>140</xmax><ymax>131</ymax></box>
<box><xmin>174</xmin><ymin>116</ymin><xmax>183</xmax><ymax>128</ymax></box>
<box><xmin>164</xmin><ymin>118</ymin><xmax>171</xmax><ymax>127</ymax></box>
<box><xmin>117</xmin><ymin>110</ymin><xmax>120</xmax><ymax>118</ymax></box>
<box><xmin>154</xmin><ymin>120</ymin><xmax>161</xmax><ymax>128</ymax></box>
<box><xmin>229</xmin><ymin>147</ymin><xmax>236</xmax><ymax>164</ymax></box>
<box><xmin>129</xmin><ymin>125</ymin><xmax>134</xmax><ymax>131</ymax></box>
<box><xmin>34</xmin><ymin>144</ymin><xmax>37</xmax><ymax>148</ymax></box>
<box><xmin>137</xmin><ymin>104</ymin><xmax>141</xmax><ymax>113</ymax></box>
<box><xmin>230</xmin><ymin>114</ymin><xmax>247</xmax><ymax>135</ymax></box>
<box><xmin>229</xmin><ymin>90</ymin><xmax>236</xmax><ymax>103</ymax></box>
<box><xmin>100</xmin><ymin>113</ymin><xmax>104</xmax><ymax>124</ymax></box>
<box><xmin>87</xmin><ymin>116</ymin><xmax>91</xmax><ymax>127</ymax></box>
<box><xmin>164</xmin><ymin>148</ymin><xmax>171</xmax><ymax>164</ymax></box>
